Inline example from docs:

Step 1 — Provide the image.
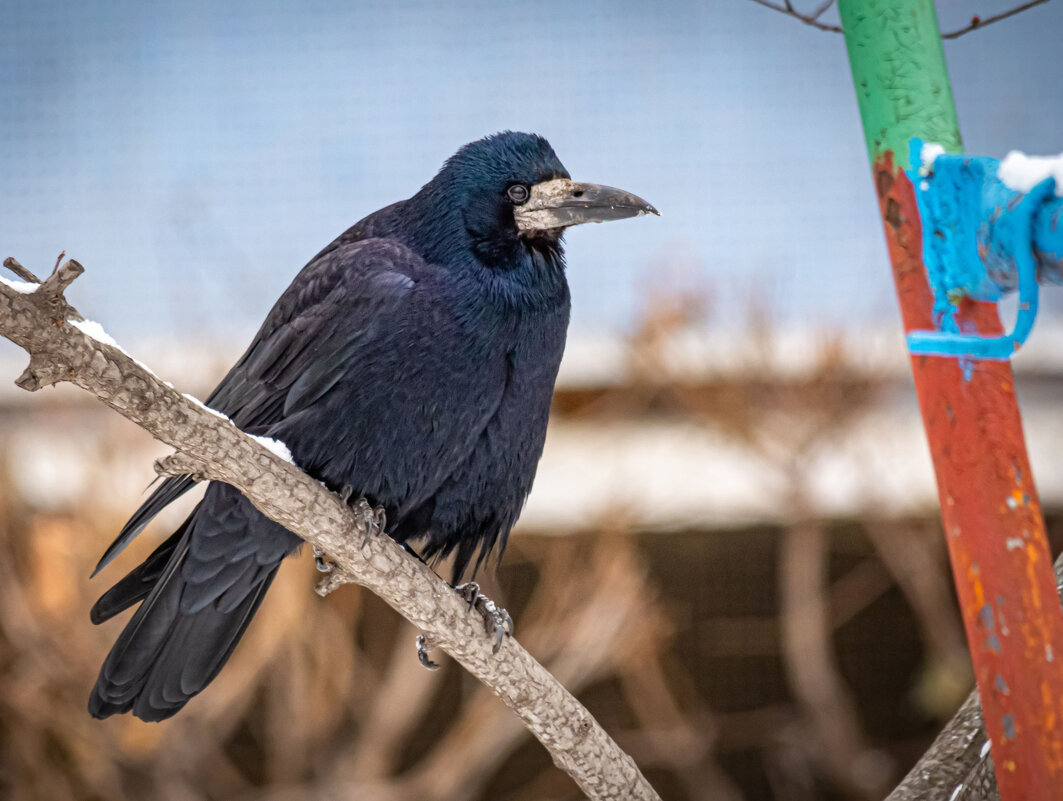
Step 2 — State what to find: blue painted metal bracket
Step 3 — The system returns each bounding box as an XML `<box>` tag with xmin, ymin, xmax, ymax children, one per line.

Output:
<box><xmin>905</xmin><ymin>139</ymin><xmax>1063</xmax><ymax>360</ymax></box>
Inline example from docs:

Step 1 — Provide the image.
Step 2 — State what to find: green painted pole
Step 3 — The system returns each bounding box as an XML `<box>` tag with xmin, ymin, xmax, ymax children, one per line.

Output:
<box><xmin>838</xmin><ymin>2</ymin><xmax>1063</xmax><ymax>799</ymax></box>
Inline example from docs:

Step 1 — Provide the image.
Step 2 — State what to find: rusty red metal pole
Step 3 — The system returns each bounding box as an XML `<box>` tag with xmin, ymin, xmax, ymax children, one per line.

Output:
<box><xmin>838</xmin><ymin>2</ymin><xmax>1063</xmax><ymax>797</ymax></box>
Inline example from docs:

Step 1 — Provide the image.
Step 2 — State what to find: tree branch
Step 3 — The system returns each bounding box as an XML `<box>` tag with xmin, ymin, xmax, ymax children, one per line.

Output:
<box><xmin>0</xmin><ymin>257</ymin><xmax>661</xmax><ymax>801</ymax></box>
<box><xmin>747</xmin><ymin>0</ymin><xmax>1050</xmax><ymax>38</ymax></box>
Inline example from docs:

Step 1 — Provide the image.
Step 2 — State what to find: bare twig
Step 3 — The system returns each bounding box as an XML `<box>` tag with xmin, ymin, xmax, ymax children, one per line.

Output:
<box><xmin>748</xmin><ymin>0</ymin><xmax>843</xmax><ymax>31</ymax></box>
<box><xmin>0</xmin><ymin>257</ymin><xmax>661</xmax><ymax>801</ymax></box>
<box><xmin>2</xmin><ymin>257</ymin><xmax>42</xmax><ymax>283</ymax></box>
<box><xmin>940</xmin><ymin>0</ymin><xmax>1051</xmax><ymax>39</ymax></box>
<box><xmin>747</xmin><ymin>0</ymin><xmax>1050</xmax><ymax>38</ymax></box>
<box><xmin>808</xmin><ymin>0</ymin><xmax>836</xmax><ymax>21</ymax></box>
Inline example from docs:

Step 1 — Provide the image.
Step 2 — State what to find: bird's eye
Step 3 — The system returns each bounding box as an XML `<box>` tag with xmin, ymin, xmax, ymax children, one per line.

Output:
<box><xmin>507</xmin><ymin>184</ymin><xmax>530</xmax><ymax>205</ymax></box>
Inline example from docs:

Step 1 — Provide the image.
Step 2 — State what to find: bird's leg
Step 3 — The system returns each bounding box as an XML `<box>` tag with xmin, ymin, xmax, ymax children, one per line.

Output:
<box><xmin>454</xmin><ymin>582</ymin><xmax>514</xmax><ymax>654</ymax></box>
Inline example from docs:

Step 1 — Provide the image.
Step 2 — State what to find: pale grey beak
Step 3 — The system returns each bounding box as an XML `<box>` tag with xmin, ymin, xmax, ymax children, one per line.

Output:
<box><xmin>514</xmin><ymin>178</ymin><xmax>660</xmax><ymax>234</ymax></box>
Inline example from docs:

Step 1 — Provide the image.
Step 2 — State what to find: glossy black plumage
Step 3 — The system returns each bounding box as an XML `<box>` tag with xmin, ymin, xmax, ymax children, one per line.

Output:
<box><xmin>88</xmin><ymin>132</ymin><xmax>655</xmax><ymax>722</ymax></box>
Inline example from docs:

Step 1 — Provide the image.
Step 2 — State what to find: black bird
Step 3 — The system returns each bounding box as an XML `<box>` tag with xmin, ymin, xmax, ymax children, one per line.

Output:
<box><xmin>88</xmin><ymin>132</ymin><xmax>657</xmax><ymax>721</ymax></box>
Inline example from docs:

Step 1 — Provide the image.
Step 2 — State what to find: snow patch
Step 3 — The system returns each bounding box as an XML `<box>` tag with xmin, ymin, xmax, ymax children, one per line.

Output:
<box><xmin>0</xmin><ymin>275</ymin><xmax>40</xmax><ymax>294</ymax></box>
<box><xmin>70</xmin><ymin>317</ymin><xmax>162</xmax><ymax>378</ymax></box>
<box><xmin>250</xmin><ymin>434</ymin><xmax>294</xmax><ymax>464</ymax></box>
<box><xmin>70</xmin><ymin>318</ymin><xmax>120</xmax><ymax>348</ymax></box>
<box><xmin>182</xmin><ymin>393</ymin><xmax>230</xmax><ymax>422</ymax></box>
<box><xmin>919</xmin><ymin>142</ymin><xmax>946</xmax><ymax>175</ymax></box>
<box><xmin>998</xmin><ymin>151</ymin><xmax>1063</xmax><ymax>196</ymax></box>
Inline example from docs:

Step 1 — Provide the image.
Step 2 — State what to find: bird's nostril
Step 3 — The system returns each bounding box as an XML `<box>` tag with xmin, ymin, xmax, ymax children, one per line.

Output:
<box><xmin>572</xmin><ymin>190</ymin><xmax>584</xmax><ymax>198</ymax></box>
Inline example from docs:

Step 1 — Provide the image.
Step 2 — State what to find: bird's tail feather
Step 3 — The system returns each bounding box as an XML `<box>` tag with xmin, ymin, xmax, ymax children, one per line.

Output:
<box><xmin>92</xmin><ymin>473</ymin><xmax>197</xmax><ymax>577</ymax></box>
<box><xmin>90</xmin><ymin>522</ymin><xmax>187</xmax><ymax>625</ymax></box>
<box><xmin>89</xmin><ymin>520</ymin><xmax>279</xmax><ymax>722</ymax></box>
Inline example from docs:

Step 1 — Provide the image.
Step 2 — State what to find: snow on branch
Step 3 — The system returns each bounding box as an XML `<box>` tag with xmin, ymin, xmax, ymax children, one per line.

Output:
<box><xmin>0</xmin><ymin>255</ymin><xmax>661</xmax><ymax>801</ymax></box>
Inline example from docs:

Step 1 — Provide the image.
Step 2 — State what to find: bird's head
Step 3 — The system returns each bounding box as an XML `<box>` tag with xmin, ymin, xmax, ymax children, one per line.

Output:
<box><xmin>408</xmin><ymin>132</ymin><xmax>658</xmax><ymax>272</ymax></box>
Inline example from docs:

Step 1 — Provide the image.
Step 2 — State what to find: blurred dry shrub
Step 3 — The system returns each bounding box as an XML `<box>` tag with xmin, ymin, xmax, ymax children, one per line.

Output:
<box><xmin>0</xmin><ymin>456</ymin><xmax>674</xmax><ymax>801</ymax></box>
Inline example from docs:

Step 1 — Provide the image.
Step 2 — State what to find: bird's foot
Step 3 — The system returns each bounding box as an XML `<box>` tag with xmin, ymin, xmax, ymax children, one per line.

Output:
<box><xmin>454</xmin><ymin>582</ymin><xmax>514</xmax><ymax>654</ymax></box>
<box><xmin>312</xmin><ymin>545</ymin><xmax>354</xmax><ymax>596</ymax></box>
<box><xmin>313</xmin><ymin>545</ymin><xmax>334</xmax><ymax>573</ymax></box>
<box><xmin>412</xmin><ymin>584</ymin><xmax>512</xmax><ymax>670</ymax></box>
<box><xmin>312</xmin><ymin>492</ymin><xmax>384</xmax><ymax>592</ymax></box>
<box><xmin>346</xmin><ymin>497</ymin><xmax>389</xmax><ymax>552</ymax></box>
<box><xmin>416</xmin><ymin>634</ymin><xmax>440</xmax><ymax>670</ymax></box>
<box><xmin>351</xmin><ymin>498</ymin><xmax>387</xmax><ymax>551</ymax></box>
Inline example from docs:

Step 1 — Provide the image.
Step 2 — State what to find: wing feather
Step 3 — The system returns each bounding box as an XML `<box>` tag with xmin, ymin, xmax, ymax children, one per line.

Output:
<box><xmin>95</xmin><ymin>239</ymin><xmax>422</xmax><ymax>569</ymax></box>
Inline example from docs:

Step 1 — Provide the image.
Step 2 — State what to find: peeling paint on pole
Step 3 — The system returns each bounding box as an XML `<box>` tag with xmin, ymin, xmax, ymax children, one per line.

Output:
<box><xmin>839</xmin><ymin>1</ymin><xmax>1063</xmax><ymax>798</ymax></box>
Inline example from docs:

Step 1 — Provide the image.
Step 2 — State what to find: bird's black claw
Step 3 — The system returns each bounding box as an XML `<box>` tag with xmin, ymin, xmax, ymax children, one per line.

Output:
<box><xmin>454</xmin><ymin>582</ymin><xmax>513</xmax><ymax>653</ymax></box>
<box><xmin>416</xmin><ymin>634</ymin><xmax>439</xmax><ymax>670</ymax></box>
<box><xmin>338</xmin><ymin>483</ymin><xmax>355</xmax><ymax>503</ymax></box>
<box><xmin>313</xmin><ymin>545</ymin><xmax>333</xmax><ymax>573</ymax></box>
<box><xmin>492</xmin><ymin>620</ymin><xmax>504</xmax><ymax>653</ymax></box>
<box><xmin>358</xmin><ymin>502</ymin><xmax>387</xmax><ymax>550</ymax></box>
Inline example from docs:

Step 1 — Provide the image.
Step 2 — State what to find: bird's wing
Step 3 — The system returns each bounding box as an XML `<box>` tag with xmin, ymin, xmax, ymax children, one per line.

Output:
<box><xmin>207</xmin><ymin>239</ymin><xmax>420</xmax><ymax>426</ymax></box>
<box><xmin>94</xmin><ymin>238</ymin><xmax>425</xmax><ymax>575</ymax></box>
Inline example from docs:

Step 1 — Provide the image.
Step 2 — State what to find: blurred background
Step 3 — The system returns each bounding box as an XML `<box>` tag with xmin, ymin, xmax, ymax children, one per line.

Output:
<box><xmin>2</xmin><ymin>1</ymin><xmax>1063</xmax><ymax>799</ymax></box>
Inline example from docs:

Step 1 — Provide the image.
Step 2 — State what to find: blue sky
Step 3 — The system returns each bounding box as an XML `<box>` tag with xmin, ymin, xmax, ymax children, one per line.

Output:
<box><xmin>2</xmin><ymin>0</ymin><xmax>1061</xmax><ymax>344</ymax></box>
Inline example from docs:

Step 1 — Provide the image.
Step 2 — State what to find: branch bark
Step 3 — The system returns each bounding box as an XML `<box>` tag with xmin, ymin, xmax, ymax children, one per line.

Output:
<box><xmin>0</xmin><ymin>257</ymin><xmax>661</xmax><ymax>801</ymax></box>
